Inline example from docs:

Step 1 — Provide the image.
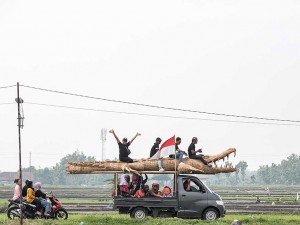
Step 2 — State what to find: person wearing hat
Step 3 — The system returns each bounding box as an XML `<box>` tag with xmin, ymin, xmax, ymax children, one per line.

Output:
<box><xmin>150</xmin><ymin>137</ymin><xmax>165</xmax><ymax>171</ymax></box>
<box><xmin>149</xmin><ymin>182</ymin><xmax>162</xmax><ymax>197</ymax></box>
<box><xmin>109</xmin><ymin>129</ymin><xmax>141</xmax><ymax>163</ymax></box>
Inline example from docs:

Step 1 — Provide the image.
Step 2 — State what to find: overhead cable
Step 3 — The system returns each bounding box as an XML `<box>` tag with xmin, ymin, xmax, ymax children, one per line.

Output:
<box><xmin>20</xmin><ymin>84</ymin><xmax>300</xmax><ymax>123</ymax></box>
<box><xmin>0</xmin><ymin>102</ymin><xmax>15</xmax><ymax>105</ymax></box>
<box><xmin>0</xmin><ymin>84</ymin><xmax>16</xmax><ymax>89</ymax></box>
<box><xmin>24</xmin><ymin>101</ymin><xmax>300</xmax><ymax>127</ymax></box>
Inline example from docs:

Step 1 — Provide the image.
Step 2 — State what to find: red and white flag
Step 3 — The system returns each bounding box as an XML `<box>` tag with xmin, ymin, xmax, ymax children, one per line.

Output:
<box><xmin>151</xmin><ymin>135</ymin><xmax>175</xmax><ymax>159</ymax></box>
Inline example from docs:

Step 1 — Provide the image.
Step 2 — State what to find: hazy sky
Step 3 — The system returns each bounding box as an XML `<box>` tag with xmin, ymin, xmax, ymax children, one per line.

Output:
<box><xmin>1</xmin><ymin>0</ymin><xmax>300</xmax><ymax>172</ymax></box>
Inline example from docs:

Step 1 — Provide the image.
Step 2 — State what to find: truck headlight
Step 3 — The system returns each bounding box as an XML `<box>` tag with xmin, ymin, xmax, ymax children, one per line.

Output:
<box><xmin>216</xmin><ymin>200</ymin><xmax>224</xmax><ymax>206</ymax></box>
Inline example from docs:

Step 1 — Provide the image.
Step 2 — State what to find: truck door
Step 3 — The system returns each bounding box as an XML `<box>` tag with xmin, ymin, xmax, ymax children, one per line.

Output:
<box><xmin>178</xmin><ymin>177</ymin><xmax>208</xmax><ymax>218</ymax></box>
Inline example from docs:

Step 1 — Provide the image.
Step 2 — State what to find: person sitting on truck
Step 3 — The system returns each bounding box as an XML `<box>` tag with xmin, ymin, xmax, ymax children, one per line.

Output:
<box><xmin>150</xmin><ymin>182</ymin><xmax>163</xmax><ymax>197</ymax></box>
<box><xmin>131</xmin><ymin>173</ymin><xmax>148</xmax><ymax>195</ymax></box>
<box><xmin>162</xmin><ymin>186</ymin><xmax>173</xmax><ymax>197</ymax></box>
<box><xmin>188</xmin><ymin>137</ymin><xmax>210</xmax><ymax>166</ymax></box>
<box><xmin>169</xmin><ymin>137</ymin><xmax>187</xmax><ymax>164</ymax></box>
<box><xmin>119</xmin><ymin>174</ymin><xmax>131</xmax><ymax>196</ymax></box>
<box><xmin>132</xmin><ymin>185</ymin><xmax>150</xmax><ymax>198</ymax></box>
<box><xmin>128</xmin><ymin>181</ymin><xmax>134</xmax><ymax>195</ymax></box>
<box><xmin>109</xmin><ymin>129</ymin><xmax>141</xmax><ymax>163</ymax></box>
<box><xmin>150</xmin><ymin>137</ymin><xmax>165</xmax><ymax>171</ymax></box>
<box><xmin>111</xmin><ymin>185</ymin><xmax>121</xmax><ymax>197</ymax></box>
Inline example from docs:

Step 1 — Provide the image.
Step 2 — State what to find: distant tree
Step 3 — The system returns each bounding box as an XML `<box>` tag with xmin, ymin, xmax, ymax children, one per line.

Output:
<box><xmin>250</xmin><ymin>175</ymin><xmax>256</xmax><ymax>183</ymax></box>
<box><xmin>257</xmin><ymin>154</ymin><xmax>300</xmax><ymax>185</ymax></box>
<box><xmin>236</xmin><ymin>161</ymin><xmax>248</xmax><ymax>181</ymax></box>
<box><xmin>52</xmin><ymin>150</ymin><xmax>96</xmax><ymax>185</ymax></box>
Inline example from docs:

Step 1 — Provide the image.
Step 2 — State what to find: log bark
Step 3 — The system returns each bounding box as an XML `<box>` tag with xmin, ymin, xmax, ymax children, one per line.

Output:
<box><xmin>66</xmin><ymin>148</ymin><xmax>237</xmax><ymax>175</ymax></box>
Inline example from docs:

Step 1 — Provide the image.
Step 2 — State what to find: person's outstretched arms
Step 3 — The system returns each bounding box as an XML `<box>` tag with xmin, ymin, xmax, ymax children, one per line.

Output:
<box><xmin>109</xmin><ymin>129</ymin><xmax>121</xmax><ymax>143</ymax></box>
<box><xmin>129</xmin><ymin>132</ymin><xmax>141</xmax><ymax>144</ymax></box>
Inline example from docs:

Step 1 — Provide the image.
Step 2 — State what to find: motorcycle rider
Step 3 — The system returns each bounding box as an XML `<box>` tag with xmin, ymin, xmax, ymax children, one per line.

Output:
<box><xmin>33</xmin><ymin>182</ymin><xmax>52</xmax><ymax>217</ymax></box>
<box><xmin>22</xmin><ymin>179</ymin><xmax>30</xmax><ymax>198</ymax></box>
<box><xmin>26</xmin><ymin>181</ymin><xmax>42</xmax><ymax>215</ymax></box>
<box><xmin>12</xmin><ymin>178</ymin><xmax>21</xmax><ymax>203</ymax></box>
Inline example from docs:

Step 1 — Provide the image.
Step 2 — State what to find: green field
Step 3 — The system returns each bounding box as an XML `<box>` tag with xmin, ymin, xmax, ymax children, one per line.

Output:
<box><xmin>1</xmin><ymin>213</ymin><xmax>300</xmax><ymax>225</ymax></box>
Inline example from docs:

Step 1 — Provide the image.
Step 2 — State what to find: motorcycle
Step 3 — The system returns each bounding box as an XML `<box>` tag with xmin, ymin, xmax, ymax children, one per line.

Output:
<box><xmin>7</xmin><ymin>193</ymin><xmax>68</xmax><ymax>220</ymax></box>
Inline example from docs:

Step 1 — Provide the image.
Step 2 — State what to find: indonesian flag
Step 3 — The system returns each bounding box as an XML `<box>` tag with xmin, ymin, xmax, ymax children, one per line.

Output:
<box><xmin>151</xmin><ymin>135</ymin><xmax>175</xmax><ymax>159</ymax></box>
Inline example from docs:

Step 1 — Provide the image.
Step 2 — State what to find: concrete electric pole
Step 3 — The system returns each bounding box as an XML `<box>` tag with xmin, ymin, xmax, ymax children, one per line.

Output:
<box><xmin>100</xmin><ymin>128</ymin><xmax>107</xmax><ymax>161</ymax></box>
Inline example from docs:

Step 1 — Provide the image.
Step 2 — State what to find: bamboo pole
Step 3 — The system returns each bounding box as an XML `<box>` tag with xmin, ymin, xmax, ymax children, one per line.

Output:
<box><xmin>114</xmin><ymin>173</ymin><xmax>118</xmax><ymax>196</ymax></box>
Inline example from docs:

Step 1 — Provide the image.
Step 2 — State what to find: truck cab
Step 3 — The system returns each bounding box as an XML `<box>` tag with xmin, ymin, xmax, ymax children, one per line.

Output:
<box><xmin>177</xmin><ymin>175</ymin><xmax>225</xmax><ymax>220</ymax></box>
<box><xmin>113</xmin><ymin>174</ymin><xmax>225</xmax><ymax>220</ymax></box>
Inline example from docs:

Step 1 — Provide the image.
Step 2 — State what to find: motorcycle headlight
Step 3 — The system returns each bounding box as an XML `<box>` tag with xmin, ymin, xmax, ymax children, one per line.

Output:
<box><xmin>216</xmin><ymin>200</ymin><xmax>224</xmax><ymax>206</ymax></box>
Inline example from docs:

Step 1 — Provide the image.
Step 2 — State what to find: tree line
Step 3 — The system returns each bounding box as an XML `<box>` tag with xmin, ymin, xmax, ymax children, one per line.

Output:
<box><xmin>207</xmin><ymin>153</ymin><xmax>300</xmax><ymax>186</ymax></box>
<box><xmin>22</xmin><ymin>150</ymin><xmax>112</xmax><ymax>186</ymax></box>
<box><xmin>21</xmin><ymin>151</ymin><xmax>300</xmax><ymax>186</ymax></box>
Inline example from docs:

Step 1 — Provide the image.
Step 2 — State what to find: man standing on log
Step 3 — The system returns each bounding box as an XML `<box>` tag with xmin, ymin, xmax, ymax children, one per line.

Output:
<box><xmin>109</xmin><ymin>129</ymin><xmax>141</xmax><ymax>163</ymax></box>
<box><xmin>188</xmin><ymin>137</ymin><xmax>210</xmax><ymax>166</ymax></box>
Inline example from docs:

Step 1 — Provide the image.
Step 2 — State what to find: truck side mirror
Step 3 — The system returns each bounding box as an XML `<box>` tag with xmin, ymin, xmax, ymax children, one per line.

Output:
<box><xmin>202</xmin><ymin>189</ymin><xmax>206</xmax><ymax>193</ymax></box>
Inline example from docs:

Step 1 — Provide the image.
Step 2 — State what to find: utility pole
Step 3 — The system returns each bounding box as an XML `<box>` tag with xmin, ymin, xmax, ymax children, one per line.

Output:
<box><xmin>29</xmin><ymin>152</ymin><xmax>31</xmax><ymax>180</ymax></box>
<box><xmin>16</xmin><ymin>82</ymin><xmax>24</xmax><ymax>225</ymax></box>
<box><xmin>100</xmin><ymin>128</ymin><xmax>107</xmax><ymax>161</ymax></box>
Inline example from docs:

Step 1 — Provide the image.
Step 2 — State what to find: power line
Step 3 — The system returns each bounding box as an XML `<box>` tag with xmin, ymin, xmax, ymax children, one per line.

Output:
<box><xmin>0</xmin><ymin>102</ymin><xmax>15</xmax><ymax>105</ymax></box>
<box><xmin>0</xmin><ymin>84</ymin><xmax>16</xmax><ymax>89</ymax></box>
<box><xmin>20</xmin><ymin>84</ymin><xmax>300</xmax><ymax>123</ymax></box>
<box><xmin>24</xmin><ymin>101</ymin><xmax>300</xmax><ymax>127</ymax></box>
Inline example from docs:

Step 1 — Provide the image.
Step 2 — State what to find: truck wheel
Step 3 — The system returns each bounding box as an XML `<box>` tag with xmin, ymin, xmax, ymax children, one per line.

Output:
<box><xmin>130</xmin><ymin>207</ymin><xmax>148</xmax><ymax>219</ymax></box>
<box><xmin>202</xmin><ymin>208</ymin><xmax>219</xmax><ymax>221</ymax></box>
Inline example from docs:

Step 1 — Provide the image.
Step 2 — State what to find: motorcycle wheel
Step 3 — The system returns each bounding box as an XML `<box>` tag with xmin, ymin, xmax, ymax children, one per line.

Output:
<box><xmin>55</xmin><ymin>208</ymin><xmax>68</xmax><ymax>220</ymax></box>
<box><xmin>7</xmin><ymin>206</ymin><xmax>20</xmax><ymax>220</ymax></box>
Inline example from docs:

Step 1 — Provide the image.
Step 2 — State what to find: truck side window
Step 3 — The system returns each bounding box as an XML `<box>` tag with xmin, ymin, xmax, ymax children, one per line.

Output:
<box><xmin>183</xmin><ymin>179</ymin><xmax>204</xmax><ymax>192</ymax></box>
<box><xmin>190</xmin><ymin>180</ymin><xmax>200</xmax><ymax>192</ymax></box>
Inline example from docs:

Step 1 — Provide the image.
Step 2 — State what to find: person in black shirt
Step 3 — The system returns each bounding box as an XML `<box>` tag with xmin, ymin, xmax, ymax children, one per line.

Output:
<box><xmin>110</xmin><ymin>129</ymin><xmax>141</xmax><ymax>163</ymax></box>
<box><xmin>150</xmin><ymin>137</ymin><xmax>164</xmax><ymax>171</ymax></box>
<box><xmin>188</xmin><ymin>137</ymin><xmax>209</xmax><ymax>165</ymax></box>
<box><xmin>33</xmin><ymin>182</ymin><xmax>52</xmax><ymax>216</ymax></box>
<box><xmin>175</xmin><ymin>137</ymin><xmax>187</xmax><ymax>164</ymax></box>
<box><xmin>22</xmin><ymin>179</ymin><xmax>30</xmax><ymax>198</ymax></box>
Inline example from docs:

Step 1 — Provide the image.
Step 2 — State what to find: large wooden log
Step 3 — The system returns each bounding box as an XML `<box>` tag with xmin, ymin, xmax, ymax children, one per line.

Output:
<box><xmin>66</xmin><ymin>148</ymin><xmax>237</xmax><ymax>175</ymax></box>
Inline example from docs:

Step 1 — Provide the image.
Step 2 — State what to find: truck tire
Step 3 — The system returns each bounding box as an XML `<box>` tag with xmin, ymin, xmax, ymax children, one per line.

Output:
<box><xmin>130</xmin><ymin>207</ymin><xmax>148</xmax><ymax>219</ymax></box>
<box><xmin>202</xmin><ymin>208</ymin><xmax>219</xmax><ymax>221</ymax></box>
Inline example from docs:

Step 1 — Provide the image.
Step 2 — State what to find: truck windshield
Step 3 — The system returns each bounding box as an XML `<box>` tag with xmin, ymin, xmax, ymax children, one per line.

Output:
<box><xmin>201</xmin><ymin>181</ymin><xmax>213</xmax><ymax>193</ymax></box>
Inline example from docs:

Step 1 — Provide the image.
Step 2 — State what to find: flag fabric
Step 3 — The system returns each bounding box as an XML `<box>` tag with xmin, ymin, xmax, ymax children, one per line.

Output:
<box><xmin>151</xmin><ymin>135</ymin><xmax>175</xmax><ymax>160</ymax></box>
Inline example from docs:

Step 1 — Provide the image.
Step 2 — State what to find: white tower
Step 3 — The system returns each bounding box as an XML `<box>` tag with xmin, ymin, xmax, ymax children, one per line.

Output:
<box><xmin>100</xmin><ymin>128</ymin><xmax>107</xmax><ymax>161</ymax></box>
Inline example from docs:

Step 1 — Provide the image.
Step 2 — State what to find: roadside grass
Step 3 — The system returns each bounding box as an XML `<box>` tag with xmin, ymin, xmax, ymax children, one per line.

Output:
<box><xmin>1</xmin><ymin>213</ymin><xmax>300</xmax><ymax>225</ymax></box>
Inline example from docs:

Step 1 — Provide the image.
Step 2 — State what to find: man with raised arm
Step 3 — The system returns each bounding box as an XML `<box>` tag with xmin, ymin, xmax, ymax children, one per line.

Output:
<box><xmin>109</xmin><ymin>129</ymin><xmax>141</xmax><ymax>163</ymax></box>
